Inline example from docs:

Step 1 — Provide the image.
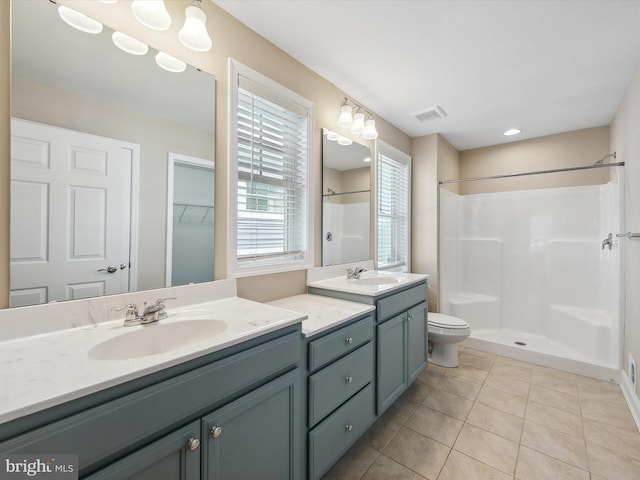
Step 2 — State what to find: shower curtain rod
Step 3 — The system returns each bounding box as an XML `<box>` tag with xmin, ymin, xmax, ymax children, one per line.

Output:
<box><xmin>439</xmin><ymin>161</ymin><xmax>625</xmax><ymax>185</ymax></box>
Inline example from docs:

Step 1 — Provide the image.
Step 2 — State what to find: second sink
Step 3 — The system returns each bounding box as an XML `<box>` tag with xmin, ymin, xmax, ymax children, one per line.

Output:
<box><xmin>89</xmin><ymin>319</ymin><xmax>228</xmax><ymax>361</ymax></box>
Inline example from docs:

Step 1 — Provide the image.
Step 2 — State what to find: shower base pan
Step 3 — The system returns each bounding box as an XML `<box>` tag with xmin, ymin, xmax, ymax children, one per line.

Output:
<box><xmin>462</xmin><ymin>329</ymin><xmax>620</xmax><ymax>383</ymax></box>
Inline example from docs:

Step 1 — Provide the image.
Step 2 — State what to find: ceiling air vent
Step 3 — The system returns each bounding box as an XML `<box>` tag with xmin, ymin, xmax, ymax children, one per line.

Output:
<box><xmin>411</xmin><ymin>105</ymin><xmax>447</xmax><ymax>123</ymax></box>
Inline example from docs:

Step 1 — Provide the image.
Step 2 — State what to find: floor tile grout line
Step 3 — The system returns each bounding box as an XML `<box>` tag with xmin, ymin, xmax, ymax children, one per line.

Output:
<box><xmin>332</xmin><ymin>351</ymin><xmax>640</xmax><ymax>480</ymax></box>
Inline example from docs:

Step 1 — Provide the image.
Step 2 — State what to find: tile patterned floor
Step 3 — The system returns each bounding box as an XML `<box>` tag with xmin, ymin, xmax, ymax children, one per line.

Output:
<box><xmin>322</xmin><ymin>346</ymin><xmax>640</xmax><ymax>480</ymax></box>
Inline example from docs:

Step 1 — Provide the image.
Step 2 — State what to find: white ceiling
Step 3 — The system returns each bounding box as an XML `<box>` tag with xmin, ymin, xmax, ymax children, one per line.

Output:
<box><xmin>213</xmin><ymin>0</ymin><xmax>640</xmax><ymax>151</ymax></box>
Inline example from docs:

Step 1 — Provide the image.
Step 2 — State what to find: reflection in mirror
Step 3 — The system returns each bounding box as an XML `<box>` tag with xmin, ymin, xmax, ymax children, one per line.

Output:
<box><xmin>9</xmin><ymin>1</ymin><xmax>215</xmax><ymax>307</ymax></box>
<box><xmin>322</xmin><ymin>129</ymin><xmax>372</xmax><ymax>266</ymax></box>
<box><xmin>166</xmin><ymin>154</ymin><xmax>215</xmax><ymax>287</ymax></box>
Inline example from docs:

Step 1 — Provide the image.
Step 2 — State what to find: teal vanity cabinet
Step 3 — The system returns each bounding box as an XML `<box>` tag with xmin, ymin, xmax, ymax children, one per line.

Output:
<box><xmin>305</xmin><ymin>314</ymin><xmax>376</xmax><ymax>480</ymax></box>
<box><xmin>0</xmin><ymin>326</ymin><xmax>302</xmax><ymax>480</ymax></box>
<box><xmin>309</xmin><ymin>280</ymin><xmax>428</xmax><ymax>415</ymax></box>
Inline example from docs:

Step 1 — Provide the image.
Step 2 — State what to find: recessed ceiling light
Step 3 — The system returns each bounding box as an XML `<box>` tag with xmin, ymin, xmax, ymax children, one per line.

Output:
<box><xmin>504</xmin><ymin>128</ymin><xmax>522</xmax><ymax>136</ymax></box>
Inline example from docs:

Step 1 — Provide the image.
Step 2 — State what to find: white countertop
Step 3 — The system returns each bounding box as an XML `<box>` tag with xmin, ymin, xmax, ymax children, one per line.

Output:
<box><xmin>0</xmin><ymin>297</ymin><xmax>305</xmax><ymax>424</ymax></box>
<box><xmin>307</xmin><ymin>269</ymin><xmax>428</xmax><ymax>297</ymax></box>
<box><xmin>268</xmin><ymin>294</ymin><xmax>375</xmax><ymax>337</ymax></box>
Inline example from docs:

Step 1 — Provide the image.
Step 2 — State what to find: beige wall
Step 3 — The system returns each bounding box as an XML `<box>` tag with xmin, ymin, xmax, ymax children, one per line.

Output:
<box><xmin>0</xmin><ymin>0</ymin><xmax>410</xmax><ymax>304</ymax></box>
<box><xmin>611</xmin><ymin>65</ymin><xmax>640</xmax><ymax>398</ymax></box>
<box><xmin>411</xmin><ymin>134</ymin><xmax>439</xmax><ymax>309</ymax></box>
<box><xmin>438</xmin><ymin>136</ymin><xmax>460</xmax><ymax>195</ymax></box>
<box><xmin>341</xmin><ymin>167</ymin><xmax>371</xmax><ymax>204</ymax></box>
<box><xmin>458</xmin><ymin>126</ymin><xmax>610</xmax><ymax>194</ymax></box>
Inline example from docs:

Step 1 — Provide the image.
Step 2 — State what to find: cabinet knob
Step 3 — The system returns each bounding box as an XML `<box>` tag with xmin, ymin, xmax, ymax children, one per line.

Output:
<box><xmin>187</xmin><ymin>438</ymin><xmax>200</xmax><ymax>451</ymax></box>
<box><xmin>345</xmin><ymin>337</ymin><xmax>353</xmax><ymax>345</ymax></box>
<box><xmin>345</xmin><ymin>376</ymin><xmax>353</xmax><ymax>384</ymax></box>
<box><xmin>345</xmin><ymin>424</ymin><xmax>353</xmax><ymax>432</ymax></box>
<box><xmin>210</xmin><ymin>426</ymin><xmax>223</xmax><ymax>438</ymax></box>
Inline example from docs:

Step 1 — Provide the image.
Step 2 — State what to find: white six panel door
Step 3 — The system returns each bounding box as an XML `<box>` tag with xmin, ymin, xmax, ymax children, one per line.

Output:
<box><xmin>10</xmin><ymin>118</ymin><xmax>134</xmax><ymax>307</ymax></box>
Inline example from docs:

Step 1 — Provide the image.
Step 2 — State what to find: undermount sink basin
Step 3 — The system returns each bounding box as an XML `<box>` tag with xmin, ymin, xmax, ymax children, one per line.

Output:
<box><xmin>353</xmin><ymin>275</ymin><xmax>401</xmax><ymax>286</ymax></box>
<box><xmin>89</xmin><ymin>319</ymin><xmax>228</xmax><ymax>360</ymax></box>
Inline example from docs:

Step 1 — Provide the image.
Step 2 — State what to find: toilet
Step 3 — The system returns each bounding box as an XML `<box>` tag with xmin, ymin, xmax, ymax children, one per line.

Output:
<box><xmin>428</xmin><ymin>313</ymin><xmax>471</xmax><ymax>368</ymax></box>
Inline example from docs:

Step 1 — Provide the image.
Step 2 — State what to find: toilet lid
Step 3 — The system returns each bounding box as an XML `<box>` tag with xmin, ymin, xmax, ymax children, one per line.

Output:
<box><xmin>428</xmin><ymin>313</ymin><xmax>469</xmax><ymax>329</ymax></box>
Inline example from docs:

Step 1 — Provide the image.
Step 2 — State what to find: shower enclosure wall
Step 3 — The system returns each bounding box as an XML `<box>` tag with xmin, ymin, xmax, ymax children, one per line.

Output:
<box><xmin>439</xmin><ymin>172</ymin><xmax>622</xmax><ymax>379</ymax></box>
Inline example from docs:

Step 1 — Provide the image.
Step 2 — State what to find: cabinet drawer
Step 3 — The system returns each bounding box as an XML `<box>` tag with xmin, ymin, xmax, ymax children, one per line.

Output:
<box><xmin>0</xmin><ymin>332</ymin><xmax>300</xmax><ymax>475</ymax></box>
<box><xmin>308</xmin><ymin>384</ymin><xmax>374</xmax><ymax>480</ymax></box>
<box><xmin>308</xmin><ymin>342</ymin><xmax>373</xmax><ymax>427</ymax></box>
<box><xmin>376</xmin><ymin>282</ymin><xmax>427</xmax><ymax>322</ymax></box>
<box><xmin>308</xmin><ymin>315</ymin><xmax>374</xmax><ymax>371</ymax></box>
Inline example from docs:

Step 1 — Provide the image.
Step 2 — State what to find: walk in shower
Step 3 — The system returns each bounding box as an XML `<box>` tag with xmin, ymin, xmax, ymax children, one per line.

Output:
<box><xmin>439</xmin><ymin>164</ymin><xmax>624</xmax><ymax>380</ymax></box>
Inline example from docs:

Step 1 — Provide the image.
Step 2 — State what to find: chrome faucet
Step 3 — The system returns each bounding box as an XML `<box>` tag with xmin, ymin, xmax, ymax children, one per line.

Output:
<box><xmin>347</xmin><ymin>267</ymin><xmax>367</xmax><ymax>279</ymax></box>
<box><xmin>112</xmin><ymin>297</ymin><xmax>176</xmax><ymax>326</ymax></box>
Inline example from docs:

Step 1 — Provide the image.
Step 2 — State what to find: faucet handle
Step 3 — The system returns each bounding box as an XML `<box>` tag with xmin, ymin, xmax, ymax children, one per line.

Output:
<box><xmin>154</xmin><ymin>297</ymin><xmax>177</xmax><ymax>320</ymax></box>
<box><xmin>155</xmin><ymin>297</ymin><xmax>177</xmax><ymax>307</ymax></box>
<box><xmin>111</xmin><ymin>303</ymin><xmax>140</xmax><ymax>326</ymax></box>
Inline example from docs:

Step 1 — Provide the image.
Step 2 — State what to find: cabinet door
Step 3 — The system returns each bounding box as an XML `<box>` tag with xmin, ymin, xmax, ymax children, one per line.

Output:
<box><xmin>407</xmin><ymin>302</ymin><xmax>428</xmax><ymax>384</ymax></box>
<box><xmin>202</xmin><ymin>370</ymin><xmax>300</xmax><ymax>480</ymax></box>
<box><xmin>376</xmin><ymin>313</ymin><xmax>407</xmax><ymax>415</ymax></box>
<box><xmin>84</xmin><ymin>421</ymin><xmax>200</xmax><ymax>480</ymax></box>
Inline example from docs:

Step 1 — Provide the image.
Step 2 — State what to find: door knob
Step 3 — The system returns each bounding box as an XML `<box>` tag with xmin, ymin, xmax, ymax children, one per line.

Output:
<box><xmin>98</xmin><ymin>265</ymin><xmax>117</xmax><ymax>273</ymax></box>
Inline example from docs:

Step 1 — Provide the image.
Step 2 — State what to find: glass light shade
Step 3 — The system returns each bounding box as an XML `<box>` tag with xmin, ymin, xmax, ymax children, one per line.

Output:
<box><xmin>351</xmin><ymin>112</ymin><xmax>366</xmax><ymax>134</ymax></box>
<box><xmin>155</xmin><ymin>51</ymin><xmax>186</xmax><ymax>73</ymax></box>
<box><xmin>363</xmin><ymin>157</ymin><xmax>371</xmax><ymax>163</ymax></box>
<box><xmin>58</xmin><ymin>5</ymin><xmax>103</xmax><ymax>34</ymax></box>
<box><xmin>131</xmin><ymin>0</ymin><xmax>171</xmax><ymax>31</ymax></box>
<box><xmin>326</xmin><ymin>130</ymin><xmax>340</xmax><ymax>141</ymax></box>
<box><xmin>337</xmin><ymin>105</ymin><xmax>353</xmax><ymax>128</ymax></box>
<box><xmin>337</xmin><ymin>136</ymin><xmax>353</xmax><ymax>146</ymax></box>
<box><xmin>179</xmin><ymin>4</ymin><xmax>212</xmax><ymax>52</ymax></box>
<box><xmin>112</xmin><ymin>31</ymin><xmax>149</xmax><ymax>56</ymax></box>
<box><xmin>362</xmin><ymin>119</ymin><xmax>379</xmax><ymax>140</ymax></box>
<box><xmin>97</xmin><ymin>0</ymin><xmax>119</xmax><ymax>4</ymax></box>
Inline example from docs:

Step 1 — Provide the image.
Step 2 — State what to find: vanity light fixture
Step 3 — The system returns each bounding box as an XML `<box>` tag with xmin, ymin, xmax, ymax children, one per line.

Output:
<box><xmin>112</xmin><ymin>31</ymin><xmax>149</xmax><ymax>56</ymax></box>
<box><xmin>57</xmin><ymin>5</ymin><xmax>103</xmax><ymax>34</ymax></box>
<box><xmin>337</xmin><ymin>104</ymin><xmax>353</xmax><ymax>128</ymax></box>
<box><xmin>337</xmin><ymin>97</ymin><xmax>378</xmax><ymax>140</ymax></box>
<box><xmin>97</xmin><ymin>0</ymin><xmax>119</xmax><ymax>4</ymax></box>
<box><xmin>504</xmin><ymin>128</ymin><xmax>522</xmax><ymax>136</ymax></box>
<box><xmin>155</xmin><ymin>51</ymin><xmax>187</xmax><ymax>73</ymax></box>
<box><xmin>324</xmin><ymin>128</ymin><xmax>353</xmax><ymax>146</ymax></box>
<box><xmin>326</xmin><ymin>130</ymin><xmax>340</xmax><ymax>141</ymax></box>
<box><xmin>362</xmin><ymin>118</ymin><xmax>378</xmax><ymax>140</ymax></box>
<box><xmin>351</xmin><ymin>110</ymin><xmax>366</xmax><ymax>134</ymax></box>
<box><xmin>179</xmin><ymin>0</ymin><xmax>213</xmax><ymax>52</ymax></box>
<box><xmin>131</xmin><ymin>0</ymin><xmax>171</xmax><ymax>31</ymax></box>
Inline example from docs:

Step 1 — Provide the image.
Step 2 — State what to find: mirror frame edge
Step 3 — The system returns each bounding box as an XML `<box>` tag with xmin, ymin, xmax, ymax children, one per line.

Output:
<box><xmin>1</xmin><ymin>0</ymin><xmax>10</xmax><ymax>308</ymax></box>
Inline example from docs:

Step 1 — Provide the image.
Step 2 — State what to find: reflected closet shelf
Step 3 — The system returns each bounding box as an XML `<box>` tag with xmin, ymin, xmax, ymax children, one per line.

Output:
<box><xmin>173</xmin><ymin>203</ymin><xmax>214</xmax><ymax>224</ymax></box>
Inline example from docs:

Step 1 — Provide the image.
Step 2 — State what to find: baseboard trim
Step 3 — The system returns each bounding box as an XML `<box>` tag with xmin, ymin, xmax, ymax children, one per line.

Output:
<box><xmin>620</xmin><ymin>370</ymin><xmax>640</xmax><ymax>433</ymax></box>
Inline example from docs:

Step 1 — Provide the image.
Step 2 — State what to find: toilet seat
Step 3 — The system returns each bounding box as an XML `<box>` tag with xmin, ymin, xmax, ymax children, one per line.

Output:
<box><xmin>428</xmin><ymin>313</ymin><xmax>469</xmax><ymax>330</ymax></box>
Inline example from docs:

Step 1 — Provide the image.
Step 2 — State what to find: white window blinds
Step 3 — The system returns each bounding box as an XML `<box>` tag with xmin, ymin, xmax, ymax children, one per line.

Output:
<box><xmin>229</xmin><ymin>61</ymin><xmax>313</xmax><ymax>275</ymax></box>
<box><xmin>377</xmin><ymin>143</ymin><xmax>411</xmax><ymax>271</ymax></box>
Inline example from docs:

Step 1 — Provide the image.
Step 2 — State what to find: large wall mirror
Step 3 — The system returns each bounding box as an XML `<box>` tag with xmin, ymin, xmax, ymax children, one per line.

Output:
<box><xmin>8</xmin><ymin>1</ymin><xmax>215</xmax><ymax>307</ymax></box>
<box><xmin>322</xmin><ymin>129</ymin><xmax>372</xmax><ymax>266</ymax></box>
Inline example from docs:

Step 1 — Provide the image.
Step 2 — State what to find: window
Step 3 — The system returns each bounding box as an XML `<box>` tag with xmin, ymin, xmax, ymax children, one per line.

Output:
<box><xmin>376</xmin><ymin>141</ymin><xmax>411</xmax><ymax>272</ymax></box>
<box><xmin>228</xmin><ymin>60</ymin><xmax>314</xmax><ymax>276</ymax></box>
